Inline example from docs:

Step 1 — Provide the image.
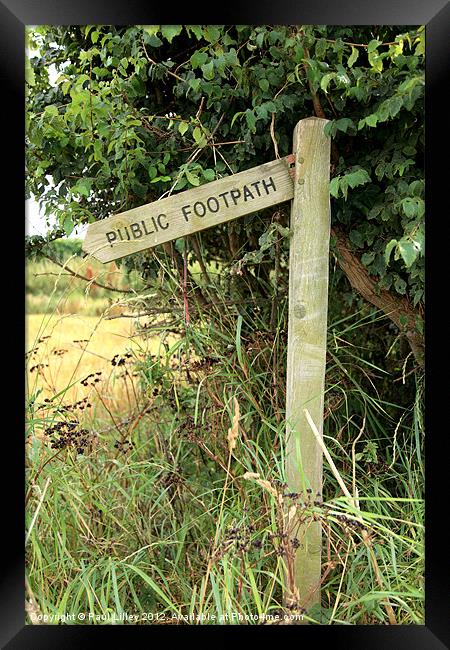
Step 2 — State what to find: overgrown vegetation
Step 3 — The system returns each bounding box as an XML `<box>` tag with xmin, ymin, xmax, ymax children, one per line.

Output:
<box><xmin>25</xmin><ymin>25</ymin><xmax>424</xmax><ymax>625</ymax></box>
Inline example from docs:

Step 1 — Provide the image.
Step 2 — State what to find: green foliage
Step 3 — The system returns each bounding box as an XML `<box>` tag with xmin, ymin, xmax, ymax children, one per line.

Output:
<box><xmin>26</xmin><ymin>25</ymin><xmax>424</xmax><ymax>309</ymax></box>
<box><xmin>329</xmin><ymin>167</ymin><xmax>371</xmax><ymax>200</ymax></box>
<box><xmin>42</xmin><ymin>237</ymin><xmax>83</xmax><ymax>261</ymax></box>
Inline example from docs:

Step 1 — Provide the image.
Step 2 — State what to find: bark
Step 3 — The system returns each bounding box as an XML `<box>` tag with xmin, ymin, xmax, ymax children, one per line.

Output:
<box><xmin>332</xmin><ymin>226</ymin><xmax>424</xmax><ymax>368</ymax></box>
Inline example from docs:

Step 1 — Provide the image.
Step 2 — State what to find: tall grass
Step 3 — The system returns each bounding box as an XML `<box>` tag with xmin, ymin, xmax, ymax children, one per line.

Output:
<box><xmin>25</xmin><ymin>251</ymin><xmax>424</xmax><ymax>625</ymax></box>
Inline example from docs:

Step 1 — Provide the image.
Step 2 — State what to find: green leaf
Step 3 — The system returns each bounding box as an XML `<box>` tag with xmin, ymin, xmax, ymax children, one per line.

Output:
<box><xmin>315</xmin><ymin>38</ymin><xmax>327</xmax><ymax>60</ymax></box>
<box><xmin>394</xmin><ymin>276</ymin><xmax>407</xmax><ymax>294</ymax></box>
<box><xmin>334</xmin><ymin>118</ymin><xmax>354</xmax><ymax>134</ymax></box>
<box><xmin>192</xmin><ymin>126</ymin><xmax>207</xmax><ymax>148</ymax></box>
<box><xmin>415</xmin><ymin>315</ymin><xmax>424</xmax><ymax>335</ymax></box>
<box><xmin>346</xmin><ymin>168</ymin><xmax>371</xmax><ymax>188</ymax></box>
<box><xmin>236</xmin><ymin>314</ymin><xmax>244</xmax><ymax>369</ymax></box>
<box><xmin>388</xmin><ymin>95</ymin><xmax>403</xmax><ymax>118</ymax></box>
<box><xmin>259</xmin><ymin>78</ymin><xmax>270</xmax><ymax>92</ymax></box>
<box><xmin>401</xmin><ymin>198</ymin><xmax>418</xmax><ymax>218</ymax></box>
<box><xmin>185</xmin><ymin>170</ymin><xmax>200</xmax><ymax>186</ymax></box>
<box><xmin>349</xmin><ymin>229</ymin><xmax>364</xmax><ymax>248</ymax></box>
<box><xmin>224</xmin><ymin>48</ymin><xmax>239</xmax><ymax>66</ymax></box>
<box><xmin>201</xmin><ymin>61</ymin><xmax>215</xmax><ymax>80</ymax></box>
<box><xmin>25</xmin><ymin>57</ymin><xmax>36</xmax><ymax>86</ymax></box>
<box><xmin>44</xmin><ymin>105</ymin><xmax>59</xmax><ymax>120</ymax></box>
<box><xmin>93</xmin><ymin>140</ymin><xmax>103</xmax><ymax>162</ymax></box>
<box><xmin>348</xmin><ymin>46</ymin><xmax>359</xmax><ymax>68</ymax></box>
<box><xmin>320</xmin><ymin>73</ymin><xmax>335</xmax><ymax>93</ymax></box>
<box><xmin>161</xmin><ymin>25</ymin><xmax>182</xmax><ymax>43</ymax></box>
<box><xmin>230</xmin><ymin>111</ymin><xmax>243</xmax><ymax>130</ymax></box>
<box><xmin>71</xmin><ymin>178</ymin><xmax>92</xmax><ymax>198</ymax></box>
<box><xmin>385</xmin><ymin>239</ymin><xmax>398</xmax><ymax>264</ymax></box>
<box><xmin>409</xmin><ymin>180</ymin><xmax>423</xmax><ymax>197</ymax></box>
<box><xmin>146</xmin><ymin>34</ymin><xmax>163</xmax><ymax>48</ymax></box>
<box><xmin>361</xmin><ymin>252</ymin><xmax>375</xmax><ymax>266</ymax></box>
<box><xmin>173</xmin><ymin>177</ymin><xmax>187</xmax><ymax>191</ymax></box>
<box><xmin>190</xmin><ymin>50</ymin><xmax>208</xmax><ymax>69</ymax></box>
<box><xmin>255</xmin><ymin>31</ymin><xmax>265</xmax><ymax>48</ymax></box>
<box><xmin>124</xmin><ymin>564</ymin><xmax>179</xmax><ymax>613</ymax></box>
<box><xmin>368</xmin><ymin>51</ymin><xmax>383</xmax><ymax>73</ymax></box>
<box><xmin>330</xmin><ymin>168</ymin><xmax>370</xmax><ymax>199</ymax></box>
<box><xmin>150</xmin><ymin>175</ymin><xmax>171</xmax><ymax>183</ymax></box>
<box><xmin>178</xmin><ymin>121</ymin><xmax>189</xmax><ymax>136</ymax></box>
<box><xmin>203</xmin><ymin>26</ymin><xmax>221</xmax><ymax>43</ymax></box>
<box><xmin>368</xmin><ymin>205</ymin><xmax>383</xmax><ymax>220</ymax></box>
<box><xmin>330</xmin><ymin>177</ymin><xmax>340</xmax><ymax>198</ymax></box>
<box><xmin>202</xmin><ymin>168</ymin><xmax>215</xmax><ymax>182</ymax></box>
<box><xmin>412</xmin><ymin>227</ymin><xmax>424</xmax><ymax>254</ymax></box>
<box><xmin>413</xmin><ymin>289</ymin><xmax>424</xmax><ymax>307</ymax></box>
<box><xmin>63</xmin><ymin>215</ymin><xmax>74</xmax><ymax>237</ymax></box>
<box><xmin>192</xmin><ymin>126</ymin><xmax>202</xmax><ymax>144</ymax></box>
<box><xmin>131</xmin><ymin>178</ymin><xmax>147</xmax><ymax>198</ymax></box>
<box><xmin>245</xmin><ymin>109</ymin><xmax>257</xmax><ymax>133</ymax></box>
<box><xmin>186</xmin><ymin>25</ymin><xmax>204</xmax><ymax>40</ymax></box>
<box><xmin>335</xmin><ymin>68</ymin><xmax>351</xmax><ymax>87</ymax></box>
<box><xmin>414</xmin><ymin>29</ymin><xmax>425</xmax><ymax>56</ymax></box>
<box><xmin>397</xmin><ymin>239</ymin><xmax>418</xmax><ymax>267</ymax></box>
<box><xmin>188</xmin><ymin>78</ymin><xmax>201</xmax><ymax>92</ymax></box>
<box><xmin>142</xmin><ymin>25</ymin><xmax>160</xmax><ymax>37</ymax></box>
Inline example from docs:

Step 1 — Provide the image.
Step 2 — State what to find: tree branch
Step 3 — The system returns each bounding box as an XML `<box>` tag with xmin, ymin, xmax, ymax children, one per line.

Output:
<box><xmin>331</xmin><ymin>226</ymin><xmax>424</xmax><ymax>368</ymax></box>
<box><xmin>43</xmin><ymin>254</ymin><xmax>136</xmax><ymax>294</ymax></box>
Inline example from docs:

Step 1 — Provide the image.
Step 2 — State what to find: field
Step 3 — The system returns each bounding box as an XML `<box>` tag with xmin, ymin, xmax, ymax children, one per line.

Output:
<box><xmin>27</xmin><ymin>314</ymin><xmax>140</xmax><ymax>402</ymax></box>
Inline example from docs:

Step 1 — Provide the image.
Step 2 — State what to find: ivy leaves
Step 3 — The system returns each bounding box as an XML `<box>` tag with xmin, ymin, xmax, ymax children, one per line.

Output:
<box><xmin>26</xmin><ymin>24</ymin><xmax>424</xmax><ymax>310</ymax></box>
<box><xmin>358</xmin><ymin>76</ymin><xmax>424</xmax><ymax>130</ymax></box>
<box><xmin>385</xmin><ymin>235</ymin><xmax>423</xmax><ymax>269</ymax></box>
<box><xmin>330</xmin><ymin>168</ymin><xmax>371</xmax><ymax>200</ymax></box>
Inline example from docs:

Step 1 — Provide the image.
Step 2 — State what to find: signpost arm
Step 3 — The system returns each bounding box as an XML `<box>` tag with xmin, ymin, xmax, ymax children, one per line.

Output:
<box><xmin>285</xmin><ymin>117</ymin><xmax>331</xmax><ymax>616</ymax></box>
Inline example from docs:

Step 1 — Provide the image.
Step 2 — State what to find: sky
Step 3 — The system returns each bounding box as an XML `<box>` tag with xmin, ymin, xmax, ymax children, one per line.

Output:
<box><xmin>25</xmin><ymin>197</ymin><xmax>87</xmax><ymax>239</ymax></box>
<box><xmin>25</xmin><ymin>197</ymin><xmax>49</xmax><ymax>237</ymax></box>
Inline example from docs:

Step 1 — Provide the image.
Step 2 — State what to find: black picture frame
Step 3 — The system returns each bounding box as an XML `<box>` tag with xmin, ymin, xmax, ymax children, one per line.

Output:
<box><xmin>4</xmin><ymin>1</ymin><xmax>448</xmax><ymax>647</ymax></box>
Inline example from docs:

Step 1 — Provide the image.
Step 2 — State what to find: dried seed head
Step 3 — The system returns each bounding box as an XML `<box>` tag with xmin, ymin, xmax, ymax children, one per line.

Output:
<box><xmin>242</xmin><ymin>472</ymin><xmax>279</xmax><ymax>498</ymax></box>
<box><xmin>227</xmin><ymin>396</ymin><xmax>240</xmax><ymax>452</ymax></box>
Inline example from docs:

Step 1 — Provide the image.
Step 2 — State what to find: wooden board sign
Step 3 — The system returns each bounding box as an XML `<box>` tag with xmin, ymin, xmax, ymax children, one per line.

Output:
<box><xmin>82</xmin><ymin>155</ymin><xmax>295</xmax><ymax>263</ymax></box>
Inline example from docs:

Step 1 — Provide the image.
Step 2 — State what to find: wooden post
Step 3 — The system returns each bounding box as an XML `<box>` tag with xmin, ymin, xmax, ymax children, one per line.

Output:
<box><xmin>285</xmin><ymin>117</ymin><xmax>331</xmax><ymax>616</ymax></box>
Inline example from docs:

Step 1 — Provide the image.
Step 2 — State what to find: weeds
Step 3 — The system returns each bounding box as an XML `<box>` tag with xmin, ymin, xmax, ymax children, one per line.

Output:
<box><xmin>25</xmin><ymin>249</ymin><xmax>424</xmax><ymax>625</ymax></box>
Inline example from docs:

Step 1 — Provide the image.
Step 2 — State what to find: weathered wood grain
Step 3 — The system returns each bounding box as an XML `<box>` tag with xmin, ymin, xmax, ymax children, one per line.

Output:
<box><xmin>83</xmin><ymin>156</ymin><xmax>294</xmax><ymax>263</ymax></box>
<box><xmin>285</xmin><ymin>117</ymin><xmax>331</xmax><ymax>616</ymax></box>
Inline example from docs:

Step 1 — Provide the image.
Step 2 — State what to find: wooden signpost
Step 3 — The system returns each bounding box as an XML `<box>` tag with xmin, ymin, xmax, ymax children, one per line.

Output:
<box><xmin>285</xmin><ymin>118</ymin><xmax>331</xmax><ymax>615</ymax></box>
<box><xmin>83</xmin><ymin>117</ymin><xmax>331</xmax><ymax>617</ymax></box>
<box><xmin>83</xmin><ymin>156</ymin><xmax>296</xmax><ymax>263</ymax></box>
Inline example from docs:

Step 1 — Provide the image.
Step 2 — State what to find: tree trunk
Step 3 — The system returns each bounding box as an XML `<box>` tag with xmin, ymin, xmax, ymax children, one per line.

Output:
<box><xmin>331</xmin><ymin>226</ymin><xmax>424</xmax><ymax>368</ymax></box>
